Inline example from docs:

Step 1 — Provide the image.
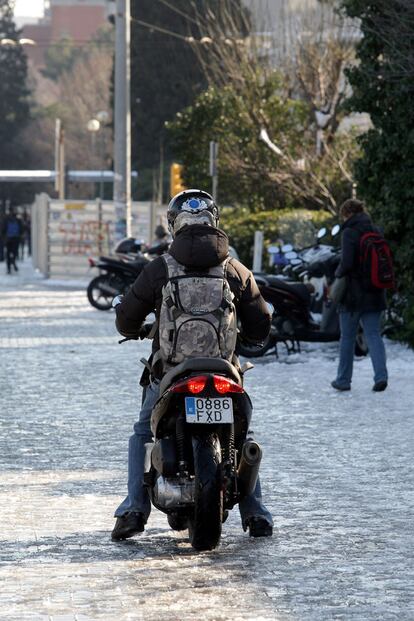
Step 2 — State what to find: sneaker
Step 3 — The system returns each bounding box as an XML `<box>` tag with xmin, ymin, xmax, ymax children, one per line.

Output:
<box><xmin>331</xmin><ymin>380</ymin><xmax>351</xmax><ymax>392</ymax></box>
<box><xmin>111</xmin><ymin>511</ymin><xmax>145</xmax><ymax>540</ymax></box>
<box><xmin>246</xmin><ymin>516</ymin><xmax>273</xmax><ymax>538</ymax></box>
<box><xmin>373</xmin><ymin>380</ymin><xmax>387</xmax><ymax>392</ymax></box>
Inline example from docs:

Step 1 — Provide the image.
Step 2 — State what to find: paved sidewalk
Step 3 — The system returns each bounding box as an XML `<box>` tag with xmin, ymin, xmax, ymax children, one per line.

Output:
<box><xmin>0</xmin><ymin>259</ymin><xmax>413</xmax><ymax>621</ymax></box>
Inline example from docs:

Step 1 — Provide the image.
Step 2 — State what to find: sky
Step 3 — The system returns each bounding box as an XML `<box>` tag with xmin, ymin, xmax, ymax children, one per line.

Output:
<box><xmin>14</xmin><ymin>0</ymin><xmax>45</xmax><ymax>18</ymax></box>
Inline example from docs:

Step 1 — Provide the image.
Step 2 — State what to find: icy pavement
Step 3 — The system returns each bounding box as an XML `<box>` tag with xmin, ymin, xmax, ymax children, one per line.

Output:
<box><xmin>0</xmin><ymin>260</ymin><xmax>413</xmax><ymax>621</ymax></box>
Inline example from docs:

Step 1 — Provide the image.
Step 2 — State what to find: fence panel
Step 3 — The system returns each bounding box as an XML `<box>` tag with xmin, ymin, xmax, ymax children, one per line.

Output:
<box><xmin>32</xmin><ymin>196</ymin><xmax>167</xmax><ymax>280</ymax></box>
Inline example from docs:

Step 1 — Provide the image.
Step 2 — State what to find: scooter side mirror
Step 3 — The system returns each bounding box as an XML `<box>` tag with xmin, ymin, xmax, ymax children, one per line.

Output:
<box><xmin>281</xmin><ymin>244</ymin><xmax>293</xmax><ymax>252</ymax></box>
<box><xmin>331</xmin><ymin>224</ymin><xmax>341</xmax><ymax>237</ymax></box>
<box><xmin>290</xmin><ymin>258</ymin><xmax>302</xmax><ymax>266</ymax></box>
<box><xmin>316</xmin><ymin>227</ymin><xmax>327</xmax><ymax>240</ymax></box>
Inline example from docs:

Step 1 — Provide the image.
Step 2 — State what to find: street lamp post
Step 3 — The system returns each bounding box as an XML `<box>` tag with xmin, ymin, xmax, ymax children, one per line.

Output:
<box><xmin>96</xmin><ymin>111</ymin><xmax>110</xmax><ymax>199</ymax></box>
<box><xmin>114</xmin><ymin>0</ymin><xmax>132</xmax><ymax>240</ymax></box>
<box><xmin>88</xmin><ymin>112</ymin><xmax>110</xmax><ymax>199</ymax></box>
<box><xmin>86</xmin><ymin>119</ymin><xmax>101</xmax><ymax>199</ymax></box>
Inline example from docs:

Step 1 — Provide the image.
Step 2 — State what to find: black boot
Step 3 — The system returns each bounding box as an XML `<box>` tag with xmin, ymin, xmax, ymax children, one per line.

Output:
<box><xmin>246</xmin><ymin>516</ymin><xmax>273</xmax><ymax>538</ymax></box>
<box><xmin>111</xmin><ymin>511</ymin><xmax>145</xmax><ymax>540</ymax></box>
<box><xmin>373</xmin><ymin>380</ymin><xmax>387</xmax><ymax>392</ymax></box>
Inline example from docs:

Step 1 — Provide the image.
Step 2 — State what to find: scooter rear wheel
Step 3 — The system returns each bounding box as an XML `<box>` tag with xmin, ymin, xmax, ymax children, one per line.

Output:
<box><xmin>188</xmin><ymin>434</ymin><xmax>223</xmax><ymax>551</ymax></box>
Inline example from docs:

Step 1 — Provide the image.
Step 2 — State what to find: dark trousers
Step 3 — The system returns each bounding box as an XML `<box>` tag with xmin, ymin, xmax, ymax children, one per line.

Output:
<box><xmin>6</xmin><ymin>238</ymin><xmax>19</xmax><ymax>273</ymax></box>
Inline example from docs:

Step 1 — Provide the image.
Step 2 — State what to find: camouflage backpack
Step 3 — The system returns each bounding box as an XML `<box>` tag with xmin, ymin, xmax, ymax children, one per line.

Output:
<box><xmin>156</xmin><ymin>254</ymin><xmax>237</xmax><ymax>370</ymax></box>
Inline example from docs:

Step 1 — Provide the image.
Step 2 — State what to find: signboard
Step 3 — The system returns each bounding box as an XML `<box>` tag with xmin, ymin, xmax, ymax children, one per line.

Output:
<box><xmin>64</xmin><ymin>202</ymin><xmax>86</xmax><ymax>210</ymax></box>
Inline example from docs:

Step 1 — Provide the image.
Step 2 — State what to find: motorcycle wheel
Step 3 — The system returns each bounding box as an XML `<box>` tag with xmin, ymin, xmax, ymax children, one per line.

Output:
<box><xmin>236</xmin><ymin>336</ymin><xmax>274</xmax><ymax>358</ymax></box>
<box><xmin>87</xmin><ymin>275</ymin><xmax>117</xmax><ymax>311</ymax></box>
<box><xmin>188</xmin><ymin>434</ymin><xmax>223</xmax><ymax>551</ymax></box>
<box><xmin>355</xmin><ymin>325</ymin><xmax>369</xmax><ymax>357</ymax></box>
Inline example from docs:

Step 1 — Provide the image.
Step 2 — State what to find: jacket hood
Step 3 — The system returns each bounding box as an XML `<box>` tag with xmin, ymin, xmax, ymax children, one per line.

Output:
<box><xmin>342</xmin><ymin>212</ymin><xmax>373</xmax><ymax>231</ymax></box>
<box><xmin>169</xmin><ymin>224</ymin><xmax>229</xmax><ymax>268</ymax></box>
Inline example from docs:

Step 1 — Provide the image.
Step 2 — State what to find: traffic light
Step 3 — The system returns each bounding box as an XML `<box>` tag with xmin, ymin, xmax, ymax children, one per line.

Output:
<box><xmin>170</xmin><ymin>163</ymin><xmax>186</xmax><ymax>198</ymax></box>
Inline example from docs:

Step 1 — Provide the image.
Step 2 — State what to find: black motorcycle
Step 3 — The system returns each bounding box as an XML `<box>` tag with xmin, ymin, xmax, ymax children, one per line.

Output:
<box><xmin>238</xmin><ymin>228</ymin><xmax>368</xmax><ymax>357</ymax></box>
<box><xmin>87</xmin><ymin>253</ymin><xmax>148</xmax><ymax>310</ymax></box>
<box><xmin>131</xmin><ymin>338</ymin><xmax>261</xmax><ymax>551</ymax></box>
<box><xmin>86</xmin><ymin>240</ymin><xmax>170</xmax><ymax>311</ymax></box>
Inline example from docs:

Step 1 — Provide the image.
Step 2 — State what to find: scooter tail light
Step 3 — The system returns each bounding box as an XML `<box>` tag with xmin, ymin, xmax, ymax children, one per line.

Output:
<box><xmin>213</xmin><ymin>375</ymin><xmax>244</xmax><ymax>394</ymax></box>
<box><xmin>88</xmin><ymin>257</ymin><xmax>96</xmax><ymax>267</ymax></box>
<box><xmin>170</xmin><ymin>375</ymin><xmax>208</xmax><ymax>394</ymax></box>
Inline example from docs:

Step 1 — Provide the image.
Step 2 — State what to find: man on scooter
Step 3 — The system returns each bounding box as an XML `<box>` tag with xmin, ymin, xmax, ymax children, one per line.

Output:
<box><xmin>111</xmin><ymin>189</ymin><xmax>274</xmax><ymax>541</ymax></box>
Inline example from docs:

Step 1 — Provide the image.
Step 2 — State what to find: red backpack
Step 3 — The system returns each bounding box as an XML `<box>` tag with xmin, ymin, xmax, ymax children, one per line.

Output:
<box><xmin>359</xmin><ymin>231</ymin><xmax>395</xmax><ymax>290</ymax></box>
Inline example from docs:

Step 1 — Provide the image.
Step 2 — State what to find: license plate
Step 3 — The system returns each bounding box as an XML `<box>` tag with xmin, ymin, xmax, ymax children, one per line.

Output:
<box><xmin>185</xmin><ymin>397</ymin><xmax>234</xmax><ymax>424</ymax></box>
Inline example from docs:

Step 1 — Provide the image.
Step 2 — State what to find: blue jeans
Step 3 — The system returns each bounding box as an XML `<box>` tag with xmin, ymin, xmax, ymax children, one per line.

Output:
<box><xmin>115</xmin><ymin>381</ymin><xmax>273</xmax><ymax>528</ymax></box>
<box><xmin>335</xmin><ymin>311</ymin><xmax>388</xmax><ymax>388</ymax></box>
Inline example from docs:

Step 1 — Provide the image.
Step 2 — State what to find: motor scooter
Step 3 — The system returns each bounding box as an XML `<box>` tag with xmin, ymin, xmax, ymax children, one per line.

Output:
<box><xmin>86</xmin><ymin>240</ymin><xmax>170</xmax><ymax>311</ymax></box>
<box><xmin>87</xmin><ymin>253</ymin><xmax>149</xmax><ymax>310</ymax></box>
<box><xmin>122</xmin><ymin>330</ymin><xmax>261</xmax><ymax>551</ymax></box>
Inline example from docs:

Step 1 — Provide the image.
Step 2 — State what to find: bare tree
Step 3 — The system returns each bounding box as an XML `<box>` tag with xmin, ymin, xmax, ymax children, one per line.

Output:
<box><xmin>295</xmin><ymin>34</ymin><xmax>354</xmax><ymax>154</ymax></box>
<box><xmin>59</xmin><ymin>49</ymin><xmax>113</xmax><ymax>171</ymax></box>
<box><xmin>168</xmin><ymin>1</ymin><xmax>359</xmax><ymax>213</ymax></box>
<box><xmin>21</xmin><ymin>46</ymin><xmax>113</xmax><ymax>194</ymax></box>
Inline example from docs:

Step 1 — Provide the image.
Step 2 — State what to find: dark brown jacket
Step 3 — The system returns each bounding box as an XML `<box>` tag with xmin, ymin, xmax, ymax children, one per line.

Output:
<box><xmin>115</xmin><ymin>224</ymin><xmax>271</xmax><ymax>370</ymax></box>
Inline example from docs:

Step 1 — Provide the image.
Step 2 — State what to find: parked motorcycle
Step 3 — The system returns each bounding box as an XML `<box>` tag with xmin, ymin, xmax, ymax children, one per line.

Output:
<box><xmin>123</xmin><ymin>332</ymin><xmax>260</xmax><ymax>551</ymax></box>
<box><xmin>87</xmin><ymin>239</ymin><xmax>170</xmax><ymax>311</ymax></box>
<box><xmin>87</xmin><ymin>254</ymin><xmax>148</xmax><ymax>310</ymax></box>
<box><xmin>238</xmin><ymin>227</ymin><xmax>368</xmax><ymax>357</ymax></box>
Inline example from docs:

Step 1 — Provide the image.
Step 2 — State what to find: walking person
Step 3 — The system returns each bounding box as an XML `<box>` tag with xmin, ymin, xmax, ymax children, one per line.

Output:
<box><xmin>331</xmin><ymin>199</ymin><xmax>389</xmax><ymax>392</ymax></box>
<box><xmin>2</xmin><ymin>207</ymin><xmax>22</xmax><ymax>274</ymax></box>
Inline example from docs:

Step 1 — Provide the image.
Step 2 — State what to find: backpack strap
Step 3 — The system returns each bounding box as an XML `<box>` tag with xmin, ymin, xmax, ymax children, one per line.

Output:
<box><xmin>163</xmin><ymin>253</ymin><xmax>184</xmax><ymax>278</ymax></box>
<box><xmin>162</xmin><ymin>254</ymin><xmax>184</xmax><ymax>321</ymax></box>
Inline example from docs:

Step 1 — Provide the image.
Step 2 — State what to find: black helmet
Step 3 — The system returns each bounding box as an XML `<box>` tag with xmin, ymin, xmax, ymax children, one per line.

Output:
<box><xmin>114</xmin><ymin>237</ymin><xmax>141</xmax><ymax>254</ymax></box>
<box><xmin>167</xmin><ymin>189</ymin><xmax>219</xmax><ymax>235</ymax></box>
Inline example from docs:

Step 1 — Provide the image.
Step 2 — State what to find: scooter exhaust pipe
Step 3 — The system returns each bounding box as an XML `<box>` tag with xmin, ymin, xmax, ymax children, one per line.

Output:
<box><xmin>237</xmin><ymin>440</ymin><xmax>262</xmax><ymax>497</ymax></box>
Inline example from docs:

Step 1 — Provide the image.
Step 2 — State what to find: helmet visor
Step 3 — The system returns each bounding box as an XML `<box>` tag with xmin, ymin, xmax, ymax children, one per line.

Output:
<box><xmin>173</xmin><ymin>211</ymin><xmax>215</xmax><ymax>234</ymax></box>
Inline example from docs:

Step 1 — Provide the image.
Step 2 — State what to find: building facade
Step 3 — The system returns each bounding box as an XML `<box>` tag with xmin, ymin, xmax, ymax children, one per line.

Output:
<box><xmin>22</xmin><ymin>0</ymin><xmax>113</xmax><ymax>67</ymax></box>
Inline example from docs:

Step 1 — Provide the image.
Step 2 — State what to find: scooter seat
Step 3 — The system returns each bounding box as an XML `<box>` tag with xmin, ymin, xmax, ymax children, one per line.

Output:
<box><xmin>160</xmin><ymin>357</ymin><xmax>242</xmax><ymax>395</ymax></box>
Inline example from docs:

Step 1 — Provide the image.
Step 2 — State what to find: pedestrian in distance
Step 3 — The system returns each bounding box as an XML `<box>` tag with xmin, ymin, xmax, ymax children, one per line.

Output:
<box><xmin>151</xmin><ymin>223</ymin><xmax>170</xmax><ymax>246</ymax></box>
<box><xmin>111</xmin><ymin>189</ymin><xmax>274</xmax><ymax>541</ymax></box>
<box><xmin>331</xmin><ymin>199</ymin><xmax>391</xmax><ymax>393</ymax></box>
<box><xmin>0</xmin><ymin>213</ymin><xmax>4</xmax><ymax>263</ymax></box>
<box><xmin>147</xmin><ymin>223</ymin><xmax>171</xmax><ymax>256</ymax></box>
<box><xmin>2</xmin><ymin>207</ymin><xmax>22</xmax><ymax>275</ymax></box>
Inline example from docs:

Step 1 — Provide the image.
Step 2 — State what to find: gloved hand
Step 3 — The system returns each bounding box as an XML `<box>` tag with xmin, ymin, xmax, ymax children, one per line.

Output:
<box><xmin>112</xmin><ymin>294</ymin><xmax>124</xmax><ymax>308</ymax></box>
<box><xmin>138</xmin><ymin>323</ymin><xmax>154</xmax><ymax>340</ymax></box>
